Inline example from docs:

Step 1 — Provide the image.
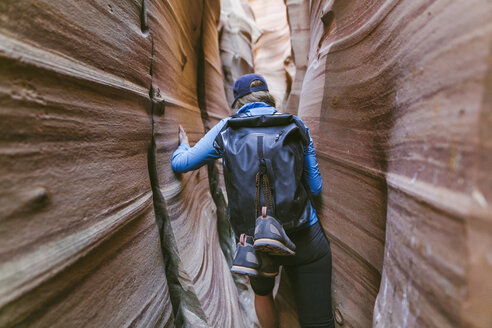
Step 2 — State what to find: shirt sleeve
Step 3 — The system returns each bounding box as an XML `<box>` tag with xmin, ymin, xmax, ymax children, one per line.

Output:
<box><xmin>171</xmin><ymin>119</ymin><xmax>228</xmax><ymax>173</ymax></box>
<box><xmin>302</xmin><ymin>123</ymin><xmax>323</xmax><ymax>196</ymax></box>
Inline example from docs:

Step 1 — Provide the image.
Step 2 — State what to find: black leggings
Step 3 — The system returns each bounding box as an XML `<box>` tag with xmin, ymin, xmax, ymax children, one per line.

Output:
<box><xmin>250</xmin><ymin>221</ymin><xmax>334</xmax><ymax>328</ymax></box>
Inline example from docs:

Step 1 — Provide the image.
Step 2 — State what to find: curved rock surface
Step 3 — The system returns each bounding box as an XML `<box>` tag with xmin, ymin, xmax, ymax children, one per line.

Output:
<box><xmin>249</xmin><ymin>0</ymin><xmax>295</xmax><ymax>110</ymax></box>
<box><xmin>298</xmin><ymin>0</ymin><xmax>492</xmax><ymax>327</ymax></box>
<box><xmin>1</xmin><ymin>0</ymin><xmax>491</xmax><ymax>327</ymax></box>
<box><xmin>283</xmin><ymin>0</ymin><xmax>311</xmax><ymax>115</ymax></box>
<box><xmin>0</xmin><ymin>1</ymin><xmax>172</xmax><ymax>326</ymax></box>
<box><xmin>219</xmin><ymin>0</ymin><xmax>260</xmax><ymax>108</ymax></box>
<box><xmin>0</xmin><ymin>0</ymin><xmax>255</xmax><ymax>327</ymax></box>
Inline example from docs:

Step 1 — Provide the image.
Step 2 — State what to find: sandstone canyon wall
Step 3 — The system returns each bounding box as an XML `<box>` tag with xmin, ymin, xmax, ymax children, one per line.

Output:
<box><xmin>296</xmin><ymin>1</ymin><xmax>492</xmax><ymax>327</ymax></box>
<box><xmin>219</xmin><ymin>0</ymin><xmax>260</xmax><ymax>109</ymax></box>
<box><xmin>0</xmin><ymin>0</ymin><xmax>256</xmax><ymax>327</ymax></box>
<box><xmin>249</xmin><ymin>0</ymin><xmax>295</xmax><ymax>111</ymax></box>
<box><xmin>1</xmin><ymin>0</ymin><xmax>491</xmax><ymax>328</ymax></box>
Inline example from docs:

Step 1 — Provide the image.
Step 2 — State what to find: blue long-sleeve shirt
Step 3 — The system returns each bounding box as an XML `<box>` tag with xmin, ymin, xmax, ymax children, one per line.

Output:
<box><xmin>171</xmin><ymin>102</ymin><xmax>322</xmax><ymax>228</ymax></box>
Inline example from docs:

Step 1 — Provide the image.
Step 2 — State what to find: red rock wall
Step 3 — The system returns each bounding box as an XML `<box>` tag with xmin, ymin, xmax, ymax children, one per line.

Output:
<box><xmin>2</xmin><ymin>0</ymin><xmax>491</xmax><ymax>327</ymax></box>
<box><xmin>0</xmin><ymin>0</ymin><xmax>256</xmax><ymax>327</ymax></box>
<box><xmin>297</xmin><ymin>0</ymin><xmax>492</xmax><ymax>327</ymax></box>
<box><xmin>284</xmin><ymin>0</ymin><xmax>311</xmax><ymax>115</ymax></box>
<box><xmin>219</xmin><ymin>0</ymin><xmax>260</xmax><ymax>108</ymax></box>
<box><xmin>0</xmin><ymin>1</ymin><xmax>172</xmax><ymax>326</ymax></box>
<box><xmin>249</xmin><ymin>0</ymin><xmax>295</xmax><ymax>110</ymax></box>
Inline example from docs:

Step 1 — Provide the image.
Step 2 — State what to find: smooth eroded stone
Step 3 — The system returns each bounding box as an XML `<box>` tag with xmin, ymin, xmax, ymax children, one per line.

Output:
<box><xmin>219</xmin><ymin>0</ymin><xmax>260</xmax><ymax>108</ymax></box>
<box><xmin>249</xmin><ymin>0</ymin><xmax>295</xmax><ymax>111</ymax></box>
<box><xmin>283</xmin><ymin>0</ymin><xmax>311</xmax><ymax>115</ymax></box>
<box><xmin>0</xmin><ymin>1</ymin><xmax>173</xmax><ymax>326</ymax></box>
<box><xmin>298</xmin><ymin>0</ymin><xmax>492</xmax><ymax>327</ymax></box>
<box><xmin>147</xmin><ymin>0</ymin><xmax>258</xmax><ymax>326</ymax></box>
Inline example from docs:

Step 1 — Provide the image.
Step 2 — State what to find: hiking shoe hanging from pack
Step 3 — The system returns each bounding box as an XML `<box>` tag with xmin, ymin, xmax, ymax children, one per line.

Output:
<box><xmin>254</xmin><ymin>207</ymin><xmax>296</xmax><ymax>256</ymax></box>
<box><xmin>231</xmin><ymin>234</ymin><xmax>280</xmax><ymax>277</ymax></box>
<box><xmin>231</xmin><ymin>234</ymin><xmax>261</xmax><ymax>276</ymax></box>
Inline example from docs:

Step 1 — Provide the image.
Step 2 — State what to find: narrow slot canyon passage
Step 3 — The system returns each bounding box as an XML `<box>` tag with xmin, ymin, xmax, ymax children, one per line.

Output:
<box><xmin>0</xmin><ymin>1</ymin><xmax>491</xmax><ymax>328</ymax></box>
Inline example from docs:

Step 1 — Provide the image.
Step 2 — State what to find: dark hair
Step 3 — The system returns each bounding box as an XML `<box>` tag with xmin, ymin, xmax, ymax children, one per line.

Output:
<box><xmin>232</xmin><ymin>79</ymin><xmax>276</xmax><ymax>109</ymax></box>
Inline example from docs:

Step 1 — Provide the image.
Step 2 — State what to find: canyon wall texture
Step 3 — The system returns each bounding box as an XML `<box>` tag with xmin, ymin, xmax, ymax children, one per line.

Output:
<box><xmin>296</xmin><ymin>0</ymin><xmax>492</xmax><ymax>327</ymax></box>
<box><xmin>0</xmin><ymin>1</ymin><xmax>172</xmax><ymax>326</ymax></box>
<box><xmin>0</xmin><ymin>0</ymin><xmax>257</xmax><ymax>327</ymax></box>
<box><xmin>283</xmin><ymin>0</ymin><xmax>311</xmax><ymax>115</ymax></box>
<box><xmin>249</xmin><ymin>0</ymin><xmax>295</xmax><ymax>111</ymax></box>
<box><xmin>1</xmin><ymin>0</ymin><xmax>491</xmax><ymax>327</ymax></box>
<box><xmin>219</xmin><ymin>0</ymin><xmax>260</xmax><ymax>109</ymax></box>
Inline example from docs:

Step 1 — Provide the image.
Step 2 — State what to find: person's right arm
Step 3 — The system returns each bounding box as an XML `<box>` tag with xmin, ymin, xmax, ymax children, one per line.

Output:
<box><xmin>171</xmin><ymin>118</ymin><xmax>228</xmax><ymax>173</ymax></box>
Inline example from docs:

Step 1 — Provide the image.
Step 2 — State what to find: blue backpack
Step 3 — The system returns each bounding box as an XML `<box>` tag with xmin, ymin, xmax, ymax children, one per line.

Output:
<box><xmin>214</xmin><ymin>113</ymin><xmax>311</xmax><ymax>236</ymax></box>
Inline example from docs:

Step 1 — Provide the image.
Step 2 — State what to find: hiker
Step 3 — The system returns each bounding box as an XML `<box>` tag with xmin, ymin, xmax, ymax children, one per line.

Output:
<box><xmin>171</xmin><ymin>74</ymin><xmax>334</xmax><ymax>328</ymax></box>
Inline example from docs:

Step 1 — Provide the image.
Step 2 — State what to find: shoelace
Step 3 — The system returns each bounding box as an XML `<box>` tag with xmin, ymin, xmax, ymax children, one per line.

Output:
<box><xmin>255</xmin><ymin>172</ymin><xmax>273</xmax><ymax>218</ymax></box>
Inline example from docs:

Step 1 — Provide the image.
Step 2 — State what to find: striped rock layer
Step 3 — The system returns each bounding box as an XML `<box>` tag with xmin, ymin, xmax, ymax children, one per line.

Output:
<box><xmin>293</xmin><ymin>0</ymin><xmax>492</xmax><ymax>327</ymax></box>
<box><xmin>1</xmin><ymin>0</ymin><xmax>492</xmax><ymax>328</ymax></box>
<box><xmin>0</xmin><ymin>0</ymin><xmax>257</xmax><ymax>327</ymax></box>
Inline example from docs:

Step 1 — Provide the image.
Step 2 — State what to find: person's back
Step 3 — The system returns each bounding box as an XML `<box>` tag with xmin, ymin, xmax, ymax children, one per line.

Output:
<box><xmin>171</xmin><ymin>74</ymin><xmax>334</xmax><ymax>328</ymax></box>
<box><xmin>214</xmin><ymin>111</ymin><xmax>312</xmax><ymax>236</ymax></box>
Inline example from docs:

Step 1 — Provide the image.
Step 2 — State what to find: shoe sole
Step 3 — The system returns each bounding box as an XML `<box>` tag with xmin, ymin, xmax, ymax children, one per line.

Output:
<box><xmin>254</xmin><ymin>238</ymin><xmax>295</xmax><ymax>256</ymax></box>
<box><xmin>258</xmin><ymin>270</ymin><xmax>279</xmax><ymax>277</ymax></box>
<box><xmin>231</xmin><ymin>265</ymin><xmax>259</xmax><ymax>277</ymax></box>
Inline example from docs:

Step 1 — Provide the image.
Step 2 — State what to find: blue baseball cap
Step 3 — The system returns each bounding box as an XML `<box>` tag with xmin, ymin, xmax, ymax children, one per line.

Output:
<box><xmin>232</xmin><ymin>73</ymin><xmax>269</xmax><ymax>107</ymax></box>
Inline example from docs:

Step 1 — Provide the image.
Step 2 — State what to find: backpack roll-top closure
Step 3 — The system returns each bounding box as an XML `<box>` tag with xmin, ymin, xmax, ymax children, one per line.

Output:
<box><xmin>215</xmin><ymin>114</ymin><xmax>311</xmax><ymax>236</ymax></box>
<box><xmin>223</xmin><ymin>114</ymin><xmax>310</xmax><ymax>144</ymax></box>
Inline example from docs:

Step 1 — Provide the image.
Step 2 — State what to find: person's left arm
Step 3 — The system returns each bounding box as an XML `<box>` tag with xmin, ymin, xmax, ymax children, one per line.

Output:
<box><xmin>303</xmin><ymin>132</ymin><xmax>323</xmax><ymax>196</ymax></box>
<box><xmin>171</xmin><ymin>119</ymin><xmax>228</xmax><ymax>173</ymax></box>
<box><xmin>293</xmin><ymin>117</ymin><xmax>322</xmax><ymax>196</ymax></box>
